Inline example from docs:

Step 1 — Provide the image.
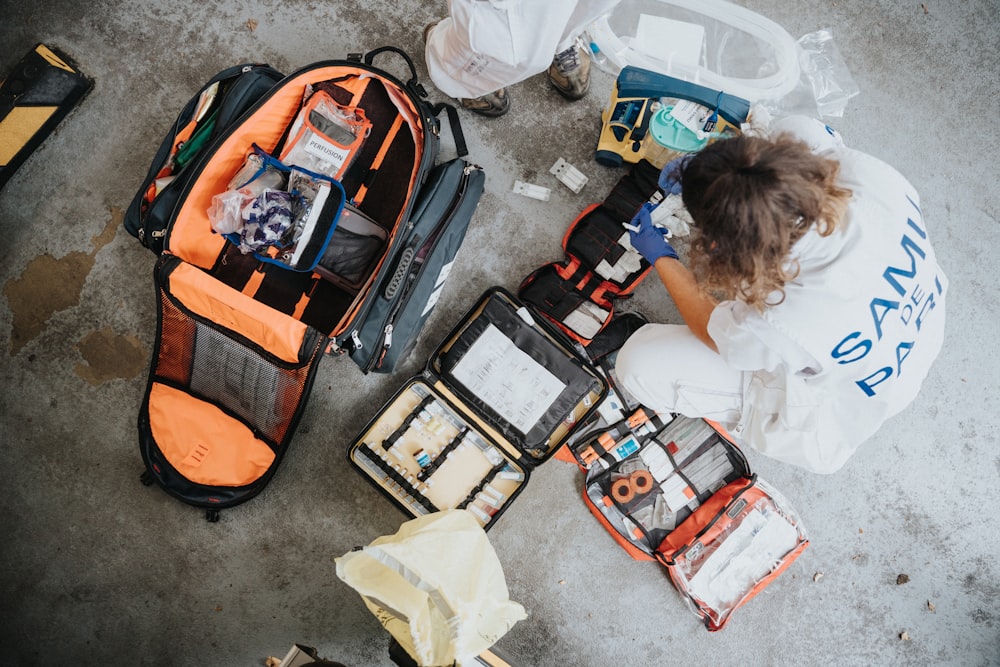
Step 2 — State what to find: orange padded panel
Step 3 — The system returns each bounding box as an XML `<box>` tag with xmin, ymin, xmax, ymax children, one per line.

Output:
<box><xmin>167</xmin><ymin>261</ymin><xmax>307</xmax><ymax>363</ymax></box>
<box><xmin>149</xmin><ymin>382</ymin><xmax>276</xmax><ymax>487</ymax></box>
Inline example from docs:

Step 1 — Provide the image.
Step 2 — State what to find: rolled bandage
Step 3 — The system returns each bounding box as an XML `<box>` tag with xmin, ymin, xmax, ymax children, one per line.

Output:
<box><xmin>611</xmin><ymin>477</ymin><xmax>636</xmax><ymax>503</ymax></box>
<box><xmin>630</xmin><ymin>469</ymin><xmax>654</xmax><ymax>495</ymax></box>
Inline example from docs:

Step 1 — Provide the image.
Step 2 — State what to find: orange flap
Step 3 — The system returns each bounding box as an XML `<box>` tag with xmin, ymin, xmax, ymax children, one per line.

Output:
<box><xmin>148</xmin><ymin>383</ymin><xmax>276</xmax><ymax>487</ymax></box>
<box><xmin>658</xmin><ymin>478</ymin><xmax>756</xmax><ymax>558</ymax></box>
<box><xmin>167</xmin><ymin>261</ymin><xmax>308</xmax><ymax>364</ymax></box>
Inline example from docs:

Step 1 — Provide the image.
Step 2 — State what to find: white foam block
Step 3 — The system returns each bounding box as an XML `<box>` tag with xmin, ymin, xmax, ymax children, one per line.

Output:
<box><xmin>634</xmin><ymin>14</ymin><xmax>705</xmax><ymax>68</ymax></box>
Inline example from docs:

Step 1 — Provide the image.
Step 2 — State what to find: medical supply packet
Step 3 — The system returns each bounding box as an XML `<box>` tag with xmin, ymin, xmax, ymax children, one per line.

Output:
<box><xmin>574</xmin><ymin>407</ymin><xmax>808</xmax><ymax>630</ymax></box>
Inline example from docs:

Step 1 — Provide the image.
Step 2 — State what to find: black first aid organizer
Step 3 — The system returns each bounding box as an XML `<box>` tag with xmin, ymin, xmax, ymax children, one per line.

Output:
<box><xmin>348</xmin><ymin>288</ymin><xmax>607</xmax><ymax>529</ymax></box>
<box><xmin>518</xmin><ymin>160</ymin><xmax>660</xmax><ymax>346</ymax></box>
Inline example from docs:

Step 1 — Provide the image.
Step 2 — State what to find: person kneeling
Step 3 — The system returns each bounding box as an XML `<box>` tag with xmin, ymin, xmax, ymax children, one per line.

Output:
<box><xmin>615</xmin><ymin>117</ymin><xmax>948</xmax><ymax>474</ymax></box>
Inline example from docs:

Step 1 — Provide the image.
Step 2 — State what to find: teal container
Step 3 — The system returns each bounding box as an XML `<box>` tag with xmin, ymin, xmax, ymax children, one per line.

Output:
<box><xmin>645</xmin><ymin>105</ymin><xmax>708</xmax><ymax>166</ymax></box>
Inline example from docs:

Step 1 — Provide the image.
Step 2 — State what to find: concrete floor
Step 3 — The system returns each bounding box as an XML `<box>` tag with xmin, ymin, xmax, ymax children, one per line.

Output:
<box><xmin>1</xmin><ymin>1</ymin><xmax>998</xmax><ymax>665</ymax></box>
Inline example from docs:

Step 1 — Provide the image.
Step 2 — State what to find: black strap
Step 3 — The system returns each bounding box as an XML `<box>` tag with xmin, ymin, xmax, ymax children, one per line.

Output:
<box><xmin>363</xmin><ymin>46</ymin><xmax>420</xmax><ymax>90</ymax></box>
<box><xmin>431</xmin><ymin>102</ymin><xmax>469</xmax><ymax>158</ymax></box>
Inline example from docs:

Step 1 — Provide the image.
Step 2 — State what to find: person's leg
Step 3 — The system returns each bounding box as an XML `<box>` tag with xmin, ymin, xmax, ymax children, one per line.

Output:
<box><xmin>424</xmin><ymin>0</ymin><xmax>583</xmax><ymax>115</ymax></box>
<box><xmin>547</xmin><ymin>0</ymin><xmax>620</xmax><ymax>99</ymax></box>
<box><xmin>423</xmin><ymin>0</ymin><xmax>516</xmax><ymax>117</ymax></box>
<box><xmin>424</xmin><ymin>0</ymin><xmax>620</xmax><ymax>111</ymax></box>
<box><xmin>614</xmin><ymin>323</ymin><xmax>743</xmax><ymax>425</ymax></box>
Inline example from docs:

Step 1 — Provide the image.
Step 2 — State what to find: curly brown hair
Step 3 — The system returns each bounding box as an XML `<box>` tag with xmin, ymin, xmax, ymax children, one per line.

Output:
<box><xmin>679</xmin><ymin>133</ymin><xmax>853</xmax><ymax>309</ymax></box>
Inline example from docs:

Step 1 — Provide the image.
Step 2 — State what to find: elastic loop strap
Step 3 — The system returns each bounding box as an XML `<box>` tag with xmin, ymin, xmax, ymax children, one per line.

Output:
<box><xmin>432</xmin><ymin>102</ymin><xmax>468</xmax><ymax>158</ymax></box>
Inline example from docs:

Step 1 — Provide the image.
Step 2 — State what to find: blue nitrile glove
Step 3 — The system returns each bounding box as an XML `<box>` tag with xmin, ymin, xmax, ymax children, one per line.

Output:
<box><xmin>625</xmin><ymin>204</ymin><xmax>678</xmax><ymax>264</ymax></box>
<box><xmin>657</xmin><ymin>155</ymin><xmax>693</xmax><ymax>195</ymax></box>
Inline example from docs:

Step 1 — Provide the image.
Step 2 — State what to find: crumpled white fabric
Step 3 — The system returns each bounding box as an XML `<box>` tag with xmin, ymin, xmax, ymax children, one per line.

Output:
<box><xmin>335</xmin><ymin>510</ymin><xmax>527</xmax><ymax>667</ymax></box>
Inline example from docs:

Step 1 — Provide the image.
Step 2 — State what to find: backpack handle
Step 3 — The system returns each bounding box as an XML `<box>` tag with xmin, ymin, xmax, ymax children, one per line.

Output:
<box><xmin>354</xmin><ymin>47</ymin><xmax>469</xmax><ymax>158</ymax></box>
<box><xmin>362</xmin><ymin>46</ymin><xmax>421</xmax><ymax>91</ymax></box>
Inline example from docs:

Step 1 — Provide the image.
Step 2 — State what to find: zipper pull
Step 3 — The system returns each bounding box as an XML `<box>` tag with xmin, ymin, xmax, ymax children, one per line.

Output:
<box><xmin>350</xmin><ymin>331</ymin><xmax>363</xmax><ymax>351</ymax></box>
<box><xmin>383</xmin><ymin>323</ymin><xmax>393</xmax><ymax>350</ymax></box>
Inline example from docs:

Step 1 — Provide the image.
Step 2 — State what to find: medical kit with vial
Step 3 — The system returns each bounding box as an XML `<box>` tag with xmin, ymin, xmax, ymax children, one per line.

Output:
<box><xmin>348</xmin><ymin>287</ymin><xmax>608</xmax><ymax>530</ymax></box>
<box><xmin>517</xmin><ymin>159</ymin><xmax>663</xmax><ymax>346</ymax></box>
<box><xmin>594</xmin><ymin>65</ymin><xmax>751</xmax><ymax>170</ymax></box>
<box><xmin>132</xmin><ymin>48</ymin><xmax>486</xmax><ymax>519</ymax></box>
<box><xmin>570</xmin><ymin>407</ymin><xmax>809</xmax><ymax>630</ymax></box>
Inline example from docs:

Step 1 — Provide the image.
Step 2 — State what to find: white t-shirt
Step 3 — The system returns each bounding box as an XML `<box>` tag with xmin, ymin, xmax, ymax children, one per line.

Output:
<box><xmin>708</xmin><ymin>122</ymin><xmax>948</xmax><ymax>473</ymax></box>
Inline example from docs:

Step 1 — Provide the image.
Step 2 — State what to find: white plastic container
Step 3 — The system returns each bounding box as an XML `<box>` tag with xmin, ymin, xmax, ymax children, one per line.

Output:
<box><xmin>586</xmin><ymin>0</ymin><xmax>801</xmax><ymax>103</ymax></box>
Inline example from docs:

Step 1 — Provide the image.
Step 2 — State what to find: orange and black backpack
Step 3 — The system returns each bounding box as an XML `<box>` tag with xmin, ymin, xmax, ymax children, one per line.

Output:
<box><xmin>130</xmin><ymin>48</ymin><xmax>485</xmax><ymax>519</ymax></box>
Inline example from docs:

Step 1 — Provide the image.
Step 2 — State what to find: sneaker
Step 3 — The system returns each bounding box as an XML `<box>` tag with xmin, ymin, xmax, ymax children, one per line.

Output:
<box><xmin>459</xmin><ymin>89</ymin><xmax>510</xmax><ymax>117</ymax></box>
<box><xmin>547</xmin><ymin>44</ymin><xmax>591</xmax><ymax>100</ymax></box>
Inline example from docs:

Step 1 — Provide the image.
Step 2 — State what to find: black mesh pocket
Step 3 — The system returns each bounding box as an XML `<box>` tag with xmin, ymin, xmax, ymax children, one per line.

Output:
<box><xmin>565</xmin><ymin>207</ymin><xmax>630</xmax><ymax>270</ymax></box>
<box><xmin>519</xmin><ymin>265</ymin><xmax>587</xmax><ymax>320</ymax></box>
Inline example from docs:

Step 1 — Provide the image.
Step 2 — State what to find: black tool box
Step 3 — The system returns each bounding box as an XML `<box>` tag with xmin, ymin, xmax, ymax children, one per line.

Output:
<box><xmin>348</xmin><ymin>287</ymin><xmax>608</xmax><ymax>529</ymax></box>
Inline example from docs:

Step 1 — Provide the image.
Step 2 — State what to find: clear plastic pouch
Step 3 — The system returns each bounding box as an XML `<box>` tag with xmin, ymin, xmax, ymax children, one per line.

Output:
<box><xmin>280</xmin><ymin>91</ymin><xmax>371</xmax><ymax>179</ymax></box>
<box><xmin>665</xmin><ymin>478</ymin><xmax>808</xmax><ymax>630</ymax></box>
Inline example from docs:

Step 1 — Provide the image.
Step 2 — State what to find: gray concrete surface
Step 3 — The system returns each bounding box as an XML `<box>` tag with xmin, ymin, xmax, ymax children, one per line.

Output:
<box><xmin>1</xmin><ymin>1</ymin><xmax>998</xmax><ymax>665</ymax></box>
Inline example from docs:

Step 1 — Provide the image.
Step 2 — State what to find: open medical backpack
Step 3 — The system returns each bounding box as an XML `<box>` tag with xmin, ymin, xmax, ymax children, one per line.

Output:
<box><xmin>128</xmin><ymin>48</ymin><xmax>485</xmax><ymax>519</ymax></box>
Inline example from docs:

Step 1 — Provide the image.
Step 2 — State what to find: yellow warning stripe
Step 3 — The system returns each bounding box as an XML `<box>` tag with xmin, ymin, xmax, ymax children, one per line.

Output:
<box><xmin>0</xmin><ymin>106</ymin><xmax>57</xmax><ymax>165</ymax></box>
<box><xmin>35</xmin><ymin>44</ymin><xmax>76</xmax><ymax>73</ymax></box>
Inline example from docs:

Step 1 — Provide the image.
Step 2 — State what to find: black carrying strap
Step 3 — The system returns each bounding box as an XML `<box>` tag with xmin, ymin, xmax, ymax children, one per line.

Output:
<box><xmin>362</xmin><ymin>46</ymin><xmax>422</xmax><ymax>92</ymax></box>
<box><xmin>430</xmin><ymin>102</ymin><xmax>468</xmax><ymax>158</ymax></box>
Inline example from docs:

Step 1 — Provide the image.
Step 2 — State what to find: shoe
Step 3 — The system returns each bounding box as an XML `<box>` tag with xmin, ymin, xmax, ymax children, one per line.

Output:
<box><xmin>459</xmin><ymin>89</ymin><xmax>510</xmax><ymax>117</ymax></box>
<box><xmin>547</xmin><ymin>44</ymin><xmax>591</xmax><ymax>100</ymax></box>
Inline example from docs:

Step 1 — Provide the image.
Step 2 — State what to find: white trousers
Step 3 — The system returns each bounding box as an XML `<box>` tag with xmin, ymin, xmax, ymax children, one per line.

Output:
<box><xmin>615</xmin><ymin>323</ymin><xmax>744</xmax><ymax>426</ymax></box>
<box><xmin>424</xmin><ymin>0</ymin><xmax>619</xmax><ymax>98</ymax></box>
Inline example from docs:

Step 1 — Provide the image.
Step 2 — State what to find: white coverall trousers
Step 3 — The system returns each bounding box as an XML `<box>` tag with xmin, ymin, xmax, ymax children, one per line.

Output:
<box><xmin>424</xmin><ymin>0</ymin><xmax>619</xmax><ymax>99</ymax></box>
<box><xmin>615</xmin><ymin>323</ymin><xmax>744</xmax><ymax>426</ymax></box>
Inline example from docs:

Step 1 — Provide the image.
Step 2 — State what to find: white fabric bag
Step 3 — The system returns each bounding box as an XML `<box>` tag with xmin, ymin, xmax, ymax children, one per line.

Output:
<box><xmin>335</xmin><ymin>510</ymin><xmax>527</xmax><ymax>667</ymax></box>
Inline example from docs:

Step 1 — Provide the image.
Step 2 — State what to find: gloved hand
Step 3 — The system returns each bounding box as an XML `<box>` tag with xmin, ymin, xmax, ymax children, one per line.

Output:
<box><xmin>625</xmin><ymin>204</ymin><xmax>678</xmax><ymax>265</ymax></box>
<box><xmin>657</xmin><ymin>155</ymin><xmax>693</xmax><ymax>195</ymax></box>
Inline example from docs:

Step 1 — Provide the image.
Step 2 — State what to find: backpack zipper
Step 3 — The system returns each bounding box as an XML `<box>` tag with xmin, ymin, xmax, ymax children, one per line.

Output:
<box><xmin>362</xmin><ymin>166</ymin><xmax>474</xmax><ymax>372</ymax></box>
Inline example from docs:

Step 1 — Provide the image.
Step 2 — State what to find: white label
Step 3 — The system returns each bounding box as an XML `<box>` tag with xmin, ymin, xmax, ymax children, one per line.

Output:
<box><xmin>420</xmin><ymin>261</ymin><xmax>455</xmax><ymax>317</ymax></box>
<box><xmin>451</xmin><ymin>323</ymin><xmax>566</xmax><ymax>433</ymax></box>
<box><xmin>669</xmin><ymin>99</ymin><xmax>712</xmax><ymax>137</ymax></box>
<box><xmin>304</xmin><ymin>134</ymin><xmax>350</xmax><ymax>171</ymax></box>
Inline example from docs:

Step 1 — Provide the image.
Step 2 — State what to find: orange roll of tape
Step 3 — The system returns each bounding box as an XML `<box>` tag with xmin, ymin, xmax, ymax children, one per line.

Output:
<box><xmin>611</xmin><ymin>477</ymin><xmax>636</xmax><ymax>503</ymax></box>
<box><xmin>630</xmin><ymin>469</ymin><xmax>654</xmax><ymax>494</ymax></box>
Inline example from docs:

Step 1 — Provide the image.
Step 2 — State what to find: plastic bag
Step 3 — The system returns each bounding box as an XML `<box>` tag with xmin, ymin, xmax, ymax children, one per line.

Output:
<box><xmin>207</xmin><ymin>190</ymin><xmax>246</xmax><ymax>234</ymax></box>
<box><xmin>237</xmin><ymin>190</ymin><xmax>294</xmax><ymax>254</ymax></box>
<box><xmin>796</xmin><ymin>29</ymin><xmax>859</xmax><ymax>118</ymax></box>
<box><xmin>335</xmin><ymin>510</ymin><xmax>527</xmax><ymax>667</ymax></box>
<box><xmin>209</xmin><ymin>153</ymin><xmax>288</xmax><ymax>235</ymax></box>
<box><xmin>587</xmin><ymin>2</ymin><xmax>859</xmax><ymax>117</ymax></box>
<box><xmin>586</xmin><ymin>0</ymin><xmax>802</xmax><ymax>102</ymax></box>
